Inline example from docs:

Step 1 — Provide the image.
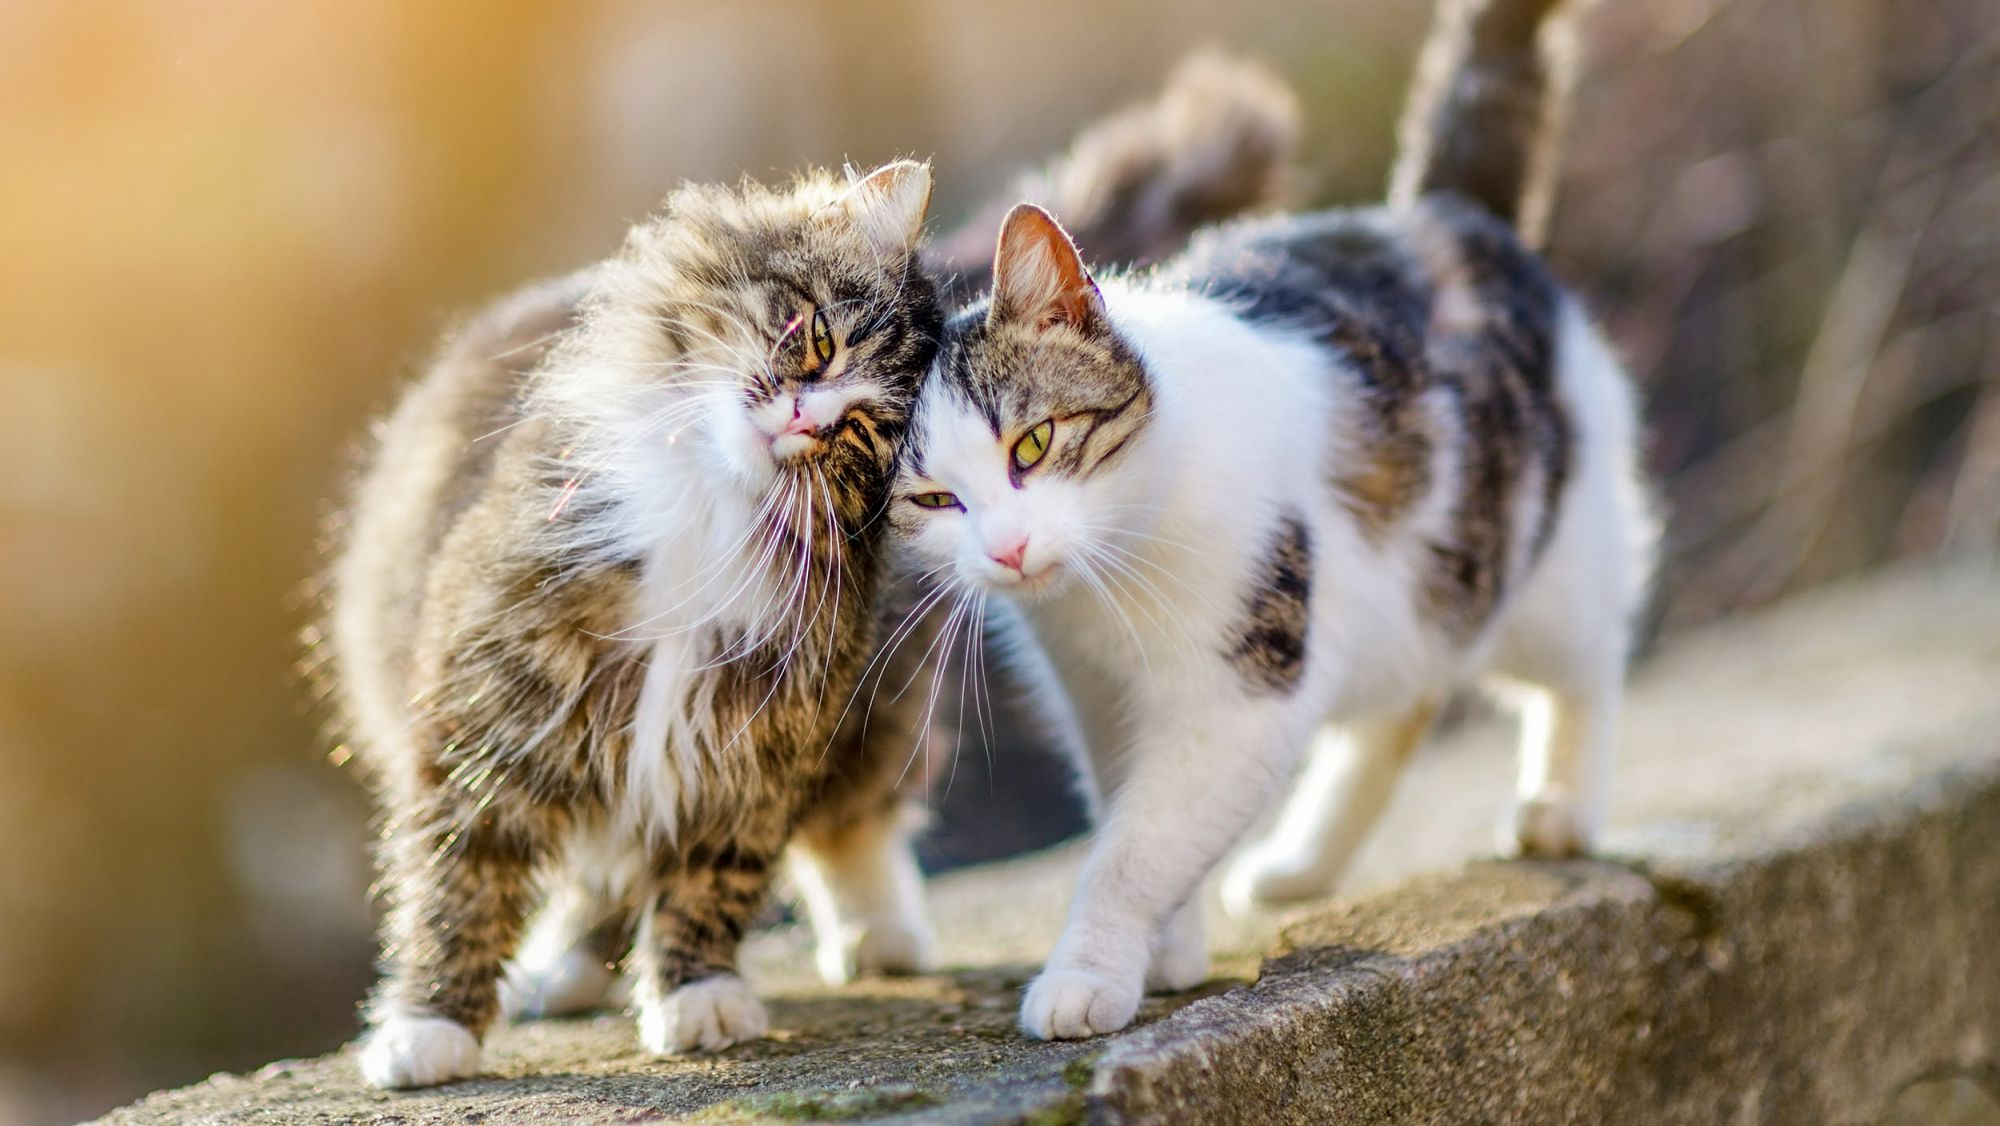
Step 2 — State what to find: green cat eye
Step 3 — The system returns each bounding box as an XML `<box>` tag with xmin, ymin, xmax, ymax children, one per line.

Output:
<box><xmin>1013</xmin><ymin>419</ymin><xmax>1054</xmax><ymax>471</ymax></box>
<box><xmin>810</xmin><ymin>309</ymin><xmax>836</xmax><ymax>365</ymax></box>
<box><xmin>910</xmin><ymin>491</ymin><xmax>962</xmax><ymax>510</ymax></box>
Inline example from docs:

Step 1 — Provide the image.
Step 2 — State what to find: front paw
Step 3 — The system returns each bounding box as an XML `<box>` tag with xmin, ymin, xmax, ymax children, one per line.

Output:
<box><xmin>1020</xmin><ymin>967</ymin><xmax>1141</xmax><ymax>1040</ymax></box>
<box><xmin>359</xmin><ymin>1012</ymin><xmax>481</xmax><ymax>1089</ymax></box>
<box><xmin>816</xmin><ymin>916</ymin><xmax>936</xmax><ymax>986</ymax></box>
<box><xmin>637</xmin><ymin>974</ymin><xmax>769</xmax><ymax>1054</ymax></box>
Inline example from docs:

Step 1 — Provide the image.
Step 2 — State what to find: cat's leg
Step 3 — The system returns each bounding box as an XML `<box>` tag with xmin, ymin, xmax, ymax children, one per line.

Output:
<box><xmin>1145</xmin><ymin>897</ymin><xmax>1209</xmax><ymax>993</ymax></box>
<box><xmin>629</xmin><ymin>847</ymin><xmax>780</xmax><ymax>1055</ymax></box>
<box><xmin>1022</xmin><ymin>700</ymin><xmax>1303</xmax><ymax>1039</ymax></box>
<box><xmin>359</xmin><ymin>794</ymin><xmax>549</xmax><ymax>1088</ymax></box>
<box><xmin>789</xmin><ymin>581</ymin><xmax>945</xmax><ymax>987</ymax></box>
<box><xmin>503</xmin><ymin>878</ymin><xmax>636</xmax><ymax>1020</ymax></box>
<box><xmin>1221</xmin><ymin>701</ymin><xmax>1439</xmax><ymax>911</ymax></box>
<box><xmin>1493</xmin><ymin>302</ymin><xmax>1650</xmax><ymax>857</ymax></box>
<box><xmin>789</xmin><ymin>796</ymin><xmax>933</xmax><ymax>986</ymax></box>
<box><xmin>1504</xmin><ymin>678</ymin><xmax>1620</xmax><ymax>857</ymax></box>
<box><xmin>1487</xmin><ymin>522</ymin><xmax>1634</xmax><ymax>858</ymax></box>
<box><xmin>1034</xmin><ymin>642</ymin><xmax>1216</xmax><ymax>998</ymax></box>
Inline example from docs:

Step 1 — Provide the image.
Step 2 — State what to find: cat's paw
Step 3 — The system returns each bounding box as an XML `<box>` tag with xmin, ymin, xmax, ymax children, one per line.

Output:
<box><xmin>1145</xmin><ymin>933</ymin><xmax>1210</xmax><ymax>994</ymax></box>
<box><xmin>1145</xmin><ymin>907</ymin><xmax>1209</xmax><ymax>993</ymax></box>
<box><xmin>1221</xmin><ymin>847</ymin><xmax>1334</xmax><ymax>914</ymax></box>
<box><xmin>1510</xmin><ymin>794</ymin><xmax>1595</xmax><ymax>859</ymax></box>
<box><xmin>502</xmin><ymin>947</ymin><xmax>622</xmax><ymax>1021</ymax></box>
<box><xmin>1020</xmin><ymin>967</ymin><xmax>1141</xmax><ymax>1040</ymax></box>
<box><xmin>637</xmin><ymin>974</ymin><xmax>769</xmax><ymax>1055</ymax></box>
<box><xmin>358</xmin><ymin>1012</ymin><xmax>481</xmax><ymax>1089</ymax></box>
<box><xmin>815</xmin><ymin>916</ymin><xmax>936</xmax><ymax>986</ymax></box>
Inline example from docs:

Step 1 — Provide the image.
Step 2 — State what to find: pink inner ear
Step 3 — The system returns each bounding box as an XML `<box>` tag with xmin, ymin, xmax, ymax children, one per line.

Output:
<box><xmin>995</xmin><ymin>205</ymin><xmax>1100</xmax><ymax>329</ymax></box>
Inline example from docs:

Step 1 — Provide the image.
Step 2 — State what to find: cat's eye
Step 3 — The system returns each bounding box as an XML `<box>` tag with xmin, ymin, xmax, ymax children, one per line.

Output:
<box><xmin>1013</xmin><ymin>419</ymin><xmax>1054</xmax><ymax>471</ymax></box>
<box><xmin>810</xmin><ymin>309</ymin><xmax>836</xmax><ymax>365</ymax></box>
<box><xmin>909</xmin><ymin>491</ymin><xmax>962</xmax><ymax>511</ymax></box>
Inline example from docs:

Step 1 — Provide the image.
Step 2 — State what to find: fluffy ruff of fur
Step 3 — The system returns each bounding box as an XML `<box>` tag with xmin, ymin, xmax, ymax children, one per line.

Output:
<box><xmin>328</xmin><ymin>162</ymin><xmax>948</xmax><ymax>1088</ymax></box>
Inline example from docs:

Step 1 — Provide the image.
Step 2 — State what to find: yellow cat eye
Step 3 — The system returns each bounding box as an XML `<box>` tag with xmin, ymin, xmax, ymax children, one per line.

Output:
<box><xmin>910</xmin><ymin>491</ymin><xmax>961</xmax><ymax>510</ymax></box>
<box><xmin>810</xmin><ymin>309</ymin><xmax>836</xmax><ymax>365</ymax></box>
<box><xmin>1013</xmin><ymin>419</ymin><xmax>1054</xmax><ymax>471</ymax></box>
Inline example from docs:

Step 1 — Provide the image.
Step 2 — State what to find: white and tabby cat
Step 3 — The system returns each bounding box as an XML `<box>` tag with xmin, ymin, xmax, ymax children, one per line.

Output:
<box><xmin>886</xmin><ymin>0</ymin><xmax>1655</xmax><ymax>1040</ymax></box>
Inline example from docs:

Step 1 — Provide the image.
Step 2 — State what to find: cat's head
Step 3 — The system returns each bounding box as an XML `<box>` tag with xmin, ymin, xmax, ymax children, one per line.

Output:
<box><xmin>891</xmin><ymin>204</ymin><xmax>1157</xmax><ymax>601</ymax></box>
<box><xmin>547</xmin><ymin>160</ymin><xmax>941</xmax><ymax>527</ymax></box>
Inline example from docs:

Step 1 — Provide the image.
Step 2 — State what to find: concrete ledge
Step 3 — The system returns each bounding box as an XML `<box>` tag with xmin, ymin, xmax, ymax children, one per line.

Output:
<box><xmin>1097</xmin><ymin>766</ymin><xmax>2000</xmax><ymax>1123</ymax></box>
<box><xmin>99</xmin><ymin>566</ymin><xmax>2000</xmax><ymax>1123</ymax></box>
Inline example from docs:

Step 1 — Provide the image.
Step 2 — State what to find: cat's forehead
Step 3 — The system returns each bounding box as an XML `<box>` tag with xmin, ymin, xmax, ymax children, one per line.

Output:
<box><xmin>932</xmin><ymin>306</ymin><xmax>1148</xmax><ymax>424</ymax></box>
<box><xmin>641</xmin><ymin>185</ymin><xmax>919</xmax><ymax>310</ymax></box>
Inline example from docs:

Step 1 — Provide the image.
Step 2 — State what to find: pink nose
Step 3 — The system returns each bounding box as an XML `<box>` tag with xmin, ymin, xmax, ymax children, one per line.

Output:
<box><xmin>990</xmin><ymin>537</ymin><xmax>1029</xmax><ymax>573</ymax></box>
<box><xmin>780</xmin><ymin>406</ymin><xmax>818</xmax><ymax>437</ymax></box>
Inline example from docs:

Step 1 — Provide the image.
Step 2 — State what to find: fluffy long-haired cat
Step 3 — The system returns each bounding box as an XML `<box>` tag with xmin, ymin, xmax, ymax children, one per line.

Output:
<box><xmin>497</xmin><ymin>52</ymin><xmax>1301</xmax><ymax>1016</ymax></box>
<box><xmin>887</xmin><ymin>0</ymin><xmax>1656</xmax><ymax>1041</ymax></box>
<box><xmin>320</xmin><ymin>59</ymin><xmax>1299</xmax><ymax>1088</ymax></box>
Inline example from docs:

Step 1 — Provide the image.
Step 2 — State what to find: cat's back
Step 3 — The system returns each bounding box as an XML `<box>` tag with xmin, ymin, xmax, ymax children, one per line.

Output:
<box><xmin>1161</xmin><ymin>193</ymin><xmax>1561</xmax><ymax>393</ymax></box>
<box><xmin>327</xmin><ymin>269</ymin><xmax>594</xmax><ymax>753</ymax></box>
<box><xmin>1163</xmin><ymin>194</ymin><xmax>1575</xmax><ymax>636</ymax></box>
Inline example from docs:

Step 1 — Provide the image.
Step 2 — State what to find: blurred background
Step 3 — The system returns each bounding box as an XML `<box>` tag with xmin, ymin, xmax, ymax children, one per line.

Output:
<box><xmin>1</xmin><ymin>0</ymin><xmax>1994</xmax><ymax>1120</ymax></box>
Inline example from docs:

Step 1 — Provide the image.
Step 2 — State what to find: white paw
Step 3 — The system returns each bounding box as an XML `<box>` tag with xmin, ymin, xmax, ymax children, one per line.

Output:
<box><xmin>637</xmin><ymin>974</ymin><xmax>769</xmax><ymax>1055</ymax></box>
<box><xmin>1510</xmin><ymin>793</ymin><xmax>1596</xmax><ymax>859</ymax></box>
<box><xmin>815</xmin><ymin>916</ymin><xmax>936</xmax><ymax>986</ymax></box>
<box><xmin>1020</xmin><ymin>967</ymin><xmax>1142</xmax><ymax>1040</ymax></box>
<box><xmin>1221</xmin><ymin>846</ymin><xmax>1334</xmax><ymax>915</ymax></box>
<box><xmin>358</xmin><ymin>1013</ymin><xmax>481</xmax><ymax>1089</ymax></box>
<box><xmin>1145</xmin><ymin>924</ymin><xmax>1210</xmax><ymax>994</ymax></box>
<box><xmin>502</xmin><ymin>947</ymin><xmax>621</xmax><ymax>1021</ymax></box>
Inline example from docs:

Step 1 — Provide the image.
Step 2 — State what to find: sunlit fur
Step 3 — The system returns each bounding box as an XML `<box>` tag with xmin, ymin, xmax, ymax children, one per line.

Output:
<box><xmin>497</xmin><ymin>55</ymin><xmax>1313</xmax><ymax>1024</ymax></box>
<box><xmin>326</xmin><ymin>53</ymin><xmax>1316</xmax><ymax>1087</ymax></box>
<box><xmin>330</xmin><ymin>161</ymin><xmax>947</xmax><ymax>1088</ymax></box>
<box><xmin>890</xmin><ymin>195</ymin><xmax>1655</xmax><ymax>1041</ymax></box>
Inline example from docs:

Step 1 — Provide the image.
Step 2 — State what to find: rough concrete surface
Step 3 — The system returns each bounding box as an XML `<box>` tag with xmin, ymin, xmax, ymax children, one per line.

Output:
<box><xmin>100</xmin><ymin>564</ymin><xmax>2000</xmax><ymax>1123</ymax></box>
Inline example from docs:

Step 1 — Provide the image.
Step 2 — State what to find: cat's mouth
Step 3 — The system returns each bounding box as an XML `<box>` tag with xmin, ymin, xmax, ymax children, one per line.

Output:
<box><xmin>986</xmin><ymin>561</ymin><xmax>1067</xmax><ymax>599</ymax></box>
<box><xmin>768</xmin><ymin>433</ymin><xmax>824</xmax><ymax>462</ymax></box>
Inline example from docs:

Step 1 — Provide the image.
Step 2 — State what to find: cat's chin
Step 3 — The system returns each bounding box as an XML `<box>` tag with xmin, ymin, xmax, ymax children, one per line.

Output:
<box><xmin>986</xmin><ymin>564</ymin><xmax>1070</xmax><ymax>602</ymax></box>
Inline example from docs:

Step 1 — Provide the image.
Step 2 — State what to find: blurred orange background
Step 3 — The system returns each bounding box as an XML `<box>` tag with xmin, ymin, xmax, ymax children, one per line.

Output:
<box><xmin>1</xmin><ymin>1</ymin><xmax>1993</xmax><ymax>1121</ymax></box>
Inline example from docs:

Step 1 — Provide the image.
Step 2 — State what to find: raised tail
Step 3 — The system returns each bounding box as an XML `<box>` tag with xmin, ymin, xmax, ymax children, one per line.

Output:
<box><xmin>1388</xmin><ymin>0</ymin><xmax>1577</xmax><ymax>247</ymax></box>
<box><xmin>928</xmin><ymin>51</ymin><xmax>1301</xmax><ymax>300</ymax></box>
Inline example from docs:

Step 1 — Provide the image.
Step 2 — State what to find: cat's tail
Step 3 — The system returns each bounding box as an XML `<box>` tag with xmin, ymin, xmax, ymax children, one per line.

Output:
<box><xmin>928</xmin><ymin>51</ymin><xmax>1300</xmax><ymax>299</ymax></box>
<box><xmin>1387</xmin><ymin>0</ymin><xmax>1579</xmax><ymax>247</ymax></box>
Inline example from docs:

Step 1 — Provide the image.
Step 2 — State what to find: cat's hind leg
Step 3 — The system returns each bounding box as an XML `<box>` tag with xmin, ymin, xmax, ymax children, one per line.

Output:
<box><xmin>1484</xmin><ymin>494</ymin><xmax>1637</xmax><ymax>858</ymax></box>
<box><xmin>502</xmin><ymin>871</ymin><xmax>637</xmax><ymax>1020</ymax></box>
<box><xmin>789</xmin><ymin>796</ymin><xmax>934</xmax><ymax>986</ymax></box>
<box><xmin>1222</xmin><ymin>702</ymin><xmax>1439</xmax><ymax>913</ymax></box>
<box><xmin>1490</xmin><ymin>676</ymin><xmax>1621</xmax><ymax>858</ymax></box>
<box><xmin>1487</xmin><ymin>300</ymin><xmax>1652</xmax><ymax>858</ymax></box>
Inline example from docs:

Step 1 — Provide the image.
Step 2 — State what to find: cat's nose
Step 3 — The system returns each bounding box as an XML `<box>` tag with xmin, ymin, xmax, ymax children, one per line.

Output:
<box><xmin>779</xmin><ymin>404</ymin><xmax>818</xmax><ymax>437</ymax></box>
<box><xmin>990</xmin><ymin>536</ymin><xmax>1029</xmax><ymax>573</ymax></box>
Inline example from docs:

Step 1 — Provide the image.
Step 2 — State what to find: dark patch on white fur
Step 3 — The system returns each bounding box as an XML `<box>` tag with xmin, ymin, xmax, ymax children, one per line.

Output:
<box><xmin>1227</xmin><ymin>513</ymin><xmax>1313</xmax><ymax>693</ymax></box>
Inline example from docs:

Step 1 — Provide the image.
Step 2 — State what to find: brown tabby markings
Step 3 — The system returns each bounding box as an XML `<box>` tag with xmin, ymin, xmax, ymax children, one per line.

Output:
<box><xmin>1406</xmin><ymin>198</ymin><xmax>1567</xmax><ymax>635</ymax></box>
<box><xmin>1176</xmin><ymin>195</ymin><xmax>1565</xmax><ymax>638</ymax></box>
<box><xmin>329</xmin><ymin>168</ymin><xmax>945</xmax><ymax>1044</ymax></box>
<box><xmin>1226</xmin><ymin>512</ymin><xmax>1314</xmax><ymax>694</ymax></box>
<box><xmin>895</xmin><ymin>308</ymin><xmax>1152</xmax><ymax>508</ymax></box>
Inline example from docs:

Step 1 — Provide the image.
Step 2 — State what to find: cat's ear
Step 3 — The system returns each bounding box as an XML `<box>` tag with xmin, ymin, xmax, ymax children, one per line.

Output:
<box><xmin>839</xmin><ymin>160</ymin><xmax>932</xmax><ymax>260</ymax></box>
<box><xmin>989</xmin><ymin>204</ymin><xmax>1105</xmax><ymax>333</ymax></box>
